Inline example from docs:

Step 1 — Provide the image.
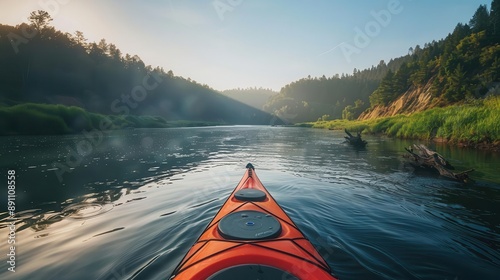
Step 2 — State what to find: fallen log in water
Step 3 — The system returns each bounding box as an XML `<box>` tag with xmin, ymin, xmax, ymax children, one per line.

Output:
<box><xmin>404</xmin><ymin>144</ymin><xmax>474</xmax><ymax>182</ymax></box>
<box><xmin>344</xmin><ymin>129</ymin><xmax>367</xmax><ymax>147</ymax></box>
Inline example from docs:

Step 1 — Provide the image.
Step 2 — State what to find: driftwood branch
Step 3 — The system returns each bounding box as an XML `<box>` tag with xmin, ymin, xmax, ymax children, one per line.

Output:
<box><xmin>344</xmin><ymin>129</ymin><xmax>367</xmax><ymax>147</ymax></box>
<box><xmin>404</xmin><ymin>144</ymin><xmax>473</xmax><ymax>182</ymax></box>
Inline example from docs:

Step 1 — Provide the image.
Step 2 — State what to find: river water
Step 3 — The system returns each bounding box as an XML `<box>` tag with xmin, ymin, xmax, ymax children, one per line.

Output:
<box><xmin>0</xmin><ymin>126</ymin><xmax>499</xmax><ymax>279</ymax></box>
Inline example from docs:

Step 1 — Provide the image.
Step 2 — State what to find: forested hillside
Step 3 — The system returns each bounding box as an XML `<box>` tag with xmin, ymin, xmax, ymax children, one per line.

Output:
<box><xmin>0</xmin><ymin>11</ymin><xmax>277</xmax><ymax>129</ymax></box>
<box><xmin>267</xmin><ymin>0</ymin><xmax>500</xmax><ymax>123</ymax></box>
<box><xmin>220</xmin><ymin>87</ymin><xmax>277</xmax><ymax>110</ymax></box>
<box><xmin>263</xmin><ymin>58</ymin><xmax>409</xmax><ymax>123</ymax></box>
<box><xmin>366</xmin><ymin>1</ymin><xmax>500</xmax><ymax>114</ymax></box>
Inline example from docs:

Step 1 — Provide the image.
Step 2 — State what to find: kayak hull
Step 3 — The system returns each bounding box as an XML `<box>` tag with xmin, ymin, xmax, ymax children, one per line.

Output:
<box><xmin>170</xmin><ymin>165</ymin><xmax>336</xmax><ymax>280</ymax></box>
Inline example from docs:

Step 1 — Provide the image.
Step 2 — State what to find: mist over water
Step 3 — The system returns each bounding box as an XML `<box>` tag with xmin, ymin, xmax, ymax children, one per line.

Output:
<box><xmin>1</xmin><ymin>126</ymin><xmax>499</xmax><ymax>279</ymax></box>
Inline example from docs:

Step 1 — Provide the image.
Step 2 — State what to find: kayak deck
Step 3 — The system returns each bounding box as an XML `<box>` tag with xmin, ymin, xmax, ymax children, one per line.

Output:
<box><xmin>170</xmin><ymin>164</ymin><xmax>337</xmax><ymax>279</ymax></box>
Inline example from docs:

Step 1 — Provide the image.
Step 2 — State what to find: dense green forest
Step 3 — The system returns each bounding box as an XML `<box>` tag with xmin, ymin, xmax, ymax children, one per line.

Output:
<box><xmin>220</xmin><ymin>87</ymin><xmax>277</xmax><ymax>110</ymax></box>
<box><xmin>266</xmin><ymin>0</ymin><xmax>500</xmax><ymax>123</ymax></box>
<box><xmin>368</xmin><ymin>1</ymin><xmax>500</xmax><ymax>108</ymax></box>
<box><xmin>262</xmin><ymin>57</ymin><xmax>410</xmax><ymax>123</ymax></box>
<box><xmin>0</xmin><ymin>11</ymin><xmax>278</xmax><ymax>135</ymax></box>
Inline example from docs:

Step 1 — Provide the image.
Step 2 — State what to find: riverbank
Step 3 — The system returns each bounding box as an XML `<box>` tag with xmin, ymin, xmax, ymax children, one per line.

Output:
<box><xmin>0</xmin><ymin>103</ymin><xmax>223</xmax><ymax>136</ymax></box>
<box><xmin>297</xmin><ymin>96</ymin><xmax>500</xmax><ymax>152</ymax></box>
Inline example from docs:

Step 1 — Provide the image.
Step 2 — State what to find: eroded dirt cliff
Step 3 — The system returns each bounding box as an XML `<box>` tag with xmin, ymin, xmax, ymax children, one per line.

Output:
<box><xmin>359</xmin><ymin>78</ymin><xmax>440</xmax><ymax>120</ymax></box>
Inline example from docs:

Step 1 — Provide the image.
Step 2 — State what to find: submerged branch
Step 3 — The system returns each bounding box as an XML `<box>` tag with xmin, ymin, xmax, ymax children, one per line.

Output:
<box><xmin>404</xmin><ymin>144</ymin><xmax>474</xmax><ymax>182</ymax></box>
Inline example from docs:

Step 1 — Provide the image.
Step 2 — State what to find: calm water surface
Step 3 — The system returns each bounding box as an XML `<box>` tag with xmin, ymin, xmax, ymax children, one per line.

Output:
<box><xmin>0</xmin><ymin>126</ymin><xmax>499</xmax><ymax>279</ymax></box>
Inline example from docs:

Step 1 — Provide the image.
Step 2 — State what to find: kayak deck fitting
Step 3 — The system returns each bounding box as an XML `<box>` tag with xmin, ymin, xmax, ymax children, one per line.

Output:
<box><xmin>169</xmin><ymin>163</ymin><xmax>337</xmax><ymax>280</ymax></box>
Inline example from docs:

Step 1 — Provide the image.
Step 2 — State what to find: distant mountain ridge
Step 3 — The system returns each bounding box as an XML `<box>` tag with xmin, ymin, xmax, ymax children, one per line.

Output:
<box><xmin>220</xmin><ymin>87</ymin><xmax>277</xmax><ymax>110</ymax></box>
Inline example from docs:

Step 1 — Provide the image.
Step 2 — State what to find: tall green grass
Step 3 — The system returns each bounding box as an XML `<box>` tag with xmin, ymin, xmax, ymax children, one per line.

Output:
<box><xmin>301</xmin><ymin>96</ymin><xmax>500</xmax><ymax>143</ymax></box>
<box><xmin>0</xmin><ymin>103</ymin><xmax>220</xmax><ymax>136</ymax></box>
<box><xmin>0</xmin><ymin>103</ymin><xmax>159</xmax><ymax>135</ymax></box>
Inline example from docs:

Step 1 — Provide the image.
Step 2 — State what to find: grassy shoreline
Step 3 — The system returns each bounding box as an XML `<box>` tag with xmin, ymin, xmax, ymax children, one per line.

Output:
<box><xmin>297</xmin><ymin>96</ymin><xmax>500</xmax><ymax>151</ymax></box>
<box><xmin>0</xmin><ymin>103</ymin><xmax>223</xmax><ymax>136</ymax></box>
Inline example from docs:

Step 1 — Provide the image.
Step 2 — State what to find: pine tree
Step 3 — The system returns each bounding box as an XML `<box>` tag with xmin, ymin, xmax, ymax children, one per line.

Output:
<box><xmin>490</xmin><ymin>0</ymin><xmax>500</xmax><ymax>37</ymax></box>
<box><xmin>470</xmin><ymin>5</ymin><xmax>490</xmax><ymax>33</ymax></box>
<box><xmin>28</xmin><ymin>10</ymin><xmax>52</xmax><ymax>37</ymax></box>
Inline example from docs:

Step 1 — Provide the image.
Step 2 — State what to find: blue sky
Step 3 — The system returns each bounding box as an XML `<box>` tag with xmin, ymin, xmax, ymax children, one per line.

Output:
<box><xmin>1</xmin><ymin>0</ymin><xmax>491</xmax><ymax>91</ymax></box>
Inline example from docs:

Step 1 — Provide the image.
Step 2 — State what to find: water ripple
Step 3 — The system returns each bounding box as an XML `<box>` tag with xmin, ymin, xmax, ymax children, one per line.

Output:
<box><xmin>62</xmin><ymin>202</ymin><xmax>114</xmax><ymax>219</ymax></box>
<box><xmin>0</xmin><ymin>127</ymin><xmax>499</xmax><ymax>280</ymax></box>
